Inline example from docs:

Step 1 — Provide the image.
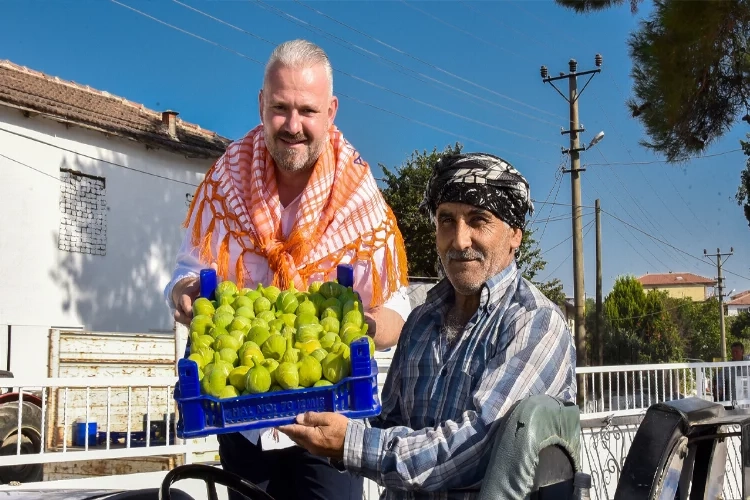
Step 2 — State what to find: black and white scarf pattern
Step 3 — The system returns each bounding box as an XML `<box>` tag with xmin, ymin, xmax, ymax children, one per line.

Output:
<box><xmin>420</xmin><ymin>152</ymin><xmax>534</xmax><ymax>229</ymax></box>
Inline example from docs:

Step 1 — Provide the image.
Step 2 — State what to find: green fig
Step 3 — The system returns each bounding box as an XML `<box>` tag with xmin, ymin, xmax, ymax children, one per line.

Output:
<box><xmin>342</xmin><ymin>302</ymin><xmax>363</xmax><ymax>328</ymax></box>
<box><xmin>192</xmin><ymin>298</ymin><xmax>215</xmax><ymax>318</ymax></box>
<box><xmin>268</xmin><ymin>318</ymin><xmax>285</xmax><ymax>333</ymax></box>
<box><xmin>296</xmin><ymin>323</ymin><xmax>323</xmax><ymax>343</ymax></box>
<box><xmin>229</xmin><ymin>316</ymin><xmax>252</xmax><ymax>334</ymax></box>
<box><xmin>322</xmin><ymin>347</ymin><xmax>350</xmax><ymax>384</ymax></box>
<box><xmin>263</xmin><ymin>285</ymin><xmax>282</xmax><ymax>305</ymax></box>
<box><xmin>218</xmin><ymin>347</ymin><xmax>239</xmax><ymax>367</ymax></box>
<box><xmin>238</xmin><ymin>341</ymin><xmax>263</xmax><ymax>361</ymax></box>
<box><xmin>245</xmin><ymin>356</ymin><xmax>272</xmax><ymax>394</ymax></box>
<box><xmin>234</xmin><ymin>306</ymin><xmax>255</xmax><ymax>320</ymax></box>
<box><xmin>278</xmin><ymin>313</ymin><xmax>297</xmax><ymax>328</ymax></box>
<box><xmin>319</xmin><ymin>332</ymin><xmax>338</xmax><ymax>350</ymax></box>
<box><xmin>276</xmin><ymin>361</ymin><xmax>299</xmax><ymax>390</ymax></box>
<box><xmin>298</xmin><ymin>355</ymin><xmax>322</xmax><ymax>387</ymax></box>
<box><xmin>215</xmin><ymin>280</ymin><xmax>239</xmax><ymax>297</ymax></box>
<box><xmin>276</xmin><ymin>286</ymin><xmax>300</xmax><ymax>314</ymax></box>
<box><xmin>282</xmin><ymin>335</ymin><xmax>300</xmax><ymax>364</ymax></box>
<box><xmin>216</xmin><ymin>293</ymin><xmax>235</xmax><ymax>307</ymax></box>
<box><xmin>247</xmin><ymin>326</ymin><xmax>271</xmax><ymax>347</ymax></box>
<box><xmin>308</xmin><ymin>281</ymin><xmax>323</xmax><ymax>294</ymax></box>
<box><xmin>261</xmin><ymin>333</ymin><xmax>286</xmax><ymax>361</ymax></box>
<box><xmin>313</xmin><ymin>380</ymin><xmax>333</xmax><ymax>387</ymax></box>
<box><xmin>320</xmin><ymin>316</ymin><xmax>340</xmax><ymax>334</ymax></box>
<box><xmin>257</xmin><ymin>310</ymin><xmax>277</xmax><ymax>324</ymax></box>
<box><xmin>254</xmin><ymin>296</ymin><xmax>272</xmax><ymax>315</ymax></box>
<box><xmin>228</xmin><ymin>365</ymin><xmax>252</xmax><ymax>391</ymax></box>
<box><xmin>212</xmin><ymin>311</ymin><xmax>234</xmax><ymax>331</ymax></box>
<box><xmin>189</xmin><ymin>315</ymin><xmax>214</xmax><ymax>336</ymax></box>
<box><xmin>296</xmin><ymin>299</ymin><xmax>317</xmax><ymax>318</ymax></box>
<box><xmin>296</xmin><ymin>339</ymin><xmax>322</xmax><ymax>356</ymax></box>
<box><xmin>310</xmin><ymin>348</ymin><xmax>328</xmax><ymax>363</ymax></box>
<box><xmin>219</xmin><ymin>385</ymin><xmax>240</xmax><ymax>399</ymax></box>
<box><xmin>188</xmin><ymin>353</ymin><xmax>206</xmax><ymax>369</ymax></box>
<box><xmin>214</xmin><ymin>334</ymin><xmax>242</xmax><ymax>352</ymax></box>
<box><xmin>319</xmin><ymin>281</ymin><xmax>343</xmax><ymax>299</ymax></box>
<box><xmin>232</xmin><ymin>295</ymin><xmax>253</xmax><ymax>311</ymax></box>
<box><xmin>229</xmin><ymin>330</ymin><xmax>246</xmax><ymax>345</ymax></box>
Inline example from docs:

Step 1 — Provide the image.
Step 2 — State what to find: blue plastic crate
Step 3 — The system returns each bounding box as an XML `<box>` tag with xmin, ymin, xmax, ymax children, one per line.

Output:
<box><xmin>175</xmin><ymin>336</ymin><xmax>381</xmax><ymax>439</ymax></box>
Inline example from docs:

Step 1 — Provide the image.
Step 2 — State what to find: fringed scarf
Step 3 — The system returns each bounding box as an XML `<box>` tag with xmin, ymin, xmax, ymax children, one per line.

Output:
<box><xmin>184</xmin><ymin>124</ymin><xmax>408</xmax><ymax>309</ymax></box>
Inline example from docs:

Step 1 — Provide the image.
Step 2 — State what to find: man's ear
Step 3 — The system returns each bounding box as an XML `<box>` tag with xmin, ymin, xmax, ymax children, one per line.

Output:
<box><xmin>510</xmin><ymin>228</ymin><xmax>523</xmax><ymax>250</ymax></box>
<box><xmin>258</xmin><ymin>89</ymin><xmax>264</xmax><ymax>124</ymax></box>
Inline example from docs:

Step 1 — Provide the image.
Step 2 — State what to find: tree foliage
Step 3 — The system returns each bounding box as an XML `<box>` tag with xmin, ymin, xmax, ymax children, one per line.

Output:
<box><xmin>556</xmin><ymin>0</ymin><xmax>750</xmax><ymax>227</ymax></box>
<box><xmin>601</xmin><ymin>276</ymin><xmax>684</xmax><ymax>364</ymax></box>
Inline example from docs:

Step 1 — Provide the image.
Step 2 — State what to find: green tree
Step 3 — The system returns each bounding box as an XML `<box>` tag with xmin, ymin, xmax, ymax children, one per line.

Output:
<box><xmin>380</xmin><ymin>144</ymin><xmax>566</xmax><ymax>305</ymax></box>
<box><xmin>668</xmin><ymin>297</ymin><xmax>722</xmax><ymax>362</ymax></box>
<box><xmin>516</xmin><ymin>230</ymin><xmax>566</xmax><ymax>307</ymax></box>
<box><xmin>602</xmin><ymin>275</ymin><xmax>684</xmax><ymax>364</ymax></box>
<box><xmin>556</xmin><ymin>0</ymin><xmax>750</xmax><ymax>227</ymax></box>
<box><xmin>730</xmin><ymin>309</ymin><xmax>750</xmax><ymax>341</ymax></box>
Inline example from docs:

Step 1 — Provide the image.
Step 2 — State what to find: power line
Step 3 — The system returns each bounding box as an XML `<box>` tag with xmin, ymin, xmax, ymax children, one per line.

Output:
<box><xmin>602</xmin><ymin>209</ymin><xmax>750</xmax><ymax>281</ymax></box>
<box><xmin>0</xmin><ymin>126</ymin><xmax>201</xmax><ymax>187</ymax></box>
<box><xmin>248</xmin><ymin>0</ymin><xmax>557</xmax><ymax>146</ymax></box>
<box><xmin>593</xmin><ymin>146</ymin><xmax>693</xmax><ymax>270</ymax></box>
<box><xmin>0</xmin><ymin>152</ymin><xmax>61</xmax><ymax>182</ymax></box>
<box><xmin>113</xmin><ymin>0</ymin><xmax>554</xmax><ymax>164</ymax></box>
<box><xmin>538</xmin><ymin>220</ymin><xmax>595</xmax><ymax>283</ymax></box>
<box><xmin>590</xmin><ymin>93</ymin><xmax>698</xmax><ymax>239</ymax></box>
<box><xmin>584</xmin><ymin>149</ymin><xmax>742</xmax><ymax>166</ymax></box>
<box><xmin>395</xmin><ymin>0</ymin><xmax>563</xmax><ymax>121</ymax></box>
<box><xmin>289</xmin><ymin>0</ymin><xmax>560</xmax><ymax>128</ymax></box>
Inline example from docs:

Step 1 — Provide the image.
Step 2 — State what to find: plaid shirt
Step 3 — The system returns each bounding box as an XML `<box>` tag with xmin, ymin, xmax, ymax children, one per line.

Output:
<box><xmin>343</xmin><ymin>261</ymin><xmax>576</xmax><ymax>499</ymax></box>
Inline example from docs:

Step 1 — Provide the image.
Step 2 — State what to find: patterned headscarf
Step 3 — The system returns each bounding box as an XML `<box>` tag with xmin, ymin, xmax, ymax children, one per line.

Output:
<box><xmin>420</xmin><ymin>152</ymin><xmax>534</xmax><ymax>229</ymax></box>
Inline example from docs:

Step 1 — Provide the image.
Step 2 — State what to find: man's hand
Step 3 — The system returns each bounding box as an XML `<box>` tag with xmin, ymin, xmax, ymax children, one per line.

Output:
<box><xmin>278</xmin><ymin>412</ymin><xmax>348</xmax><ymax>460</ymax></box>
<box><xmin>365</xmin><ymin>306</ymin><xmax>405</xmax><ymax>350</ymax></box>
<box><xmin>172</xmin><ymin>263</ymin><xmax>218</xmax><ymax>325</ymax></box>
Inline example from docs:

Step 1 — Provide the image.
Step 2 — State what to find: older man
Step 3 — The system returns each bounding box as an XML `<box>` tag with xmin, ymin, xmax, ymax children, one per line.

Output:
<box><xmin>281</xmin><ymin>153</ymin><xmax>576</xmax><ymax>499</ymax></box>
<box><xmin>164</xmin><ymin>39</ymin><xmax>411</xmax><ymax>500</ymax></box>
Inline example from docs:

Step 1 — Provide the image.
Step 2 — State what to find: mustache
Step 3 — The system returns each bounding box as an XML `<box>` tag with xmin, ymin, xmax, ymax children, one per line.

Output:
<box><xmin>446</xmin><ymin>248</ymin><xmax>485</xmax><ymax>262</ymax></box>
<box><xmin>276</xmin><ymin>132</ymin><xmax>307</xmax><ymax>143</ymax></box>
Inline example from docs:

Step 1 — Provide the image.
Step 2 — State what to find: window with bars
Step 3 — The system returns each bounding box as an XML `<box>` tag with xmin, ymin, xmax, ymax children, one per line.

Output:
<box><xmin>58</xmin><ymin>168</ymin><xmax>107</xmax><ymax>256</ymax></box>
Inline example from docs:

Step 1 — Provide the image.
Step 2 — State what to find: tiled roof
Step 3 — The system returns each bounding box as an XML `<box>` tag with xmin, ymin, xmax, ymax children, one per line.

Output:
<box><xmin>637</xmin><ymin>272</ymin><xmax>716</xmax><ymax>286</ymax></box>
<box><xmin>728</xmin><ymin>290</ymin><xmax>750</xmax><ymax>306</ymax></box>
<box><xmin>0</xmin><ymin>60</ymin><xmax>230</xmax><ymax>158</ymax></box>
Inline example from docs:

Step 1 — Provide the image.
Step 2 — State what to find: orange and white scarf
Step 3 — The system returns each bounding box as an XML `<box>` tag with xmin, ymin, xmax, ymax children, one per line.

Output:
<box><xmin>184</xmin><ymin>124</ymin><xmax>408</xmax><ymax>308</ymax></box>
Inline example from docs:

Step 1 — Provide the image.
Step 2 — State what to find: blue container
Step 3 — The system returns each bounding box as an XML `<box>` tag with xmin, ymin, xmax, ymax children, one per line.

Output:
<box><xmin>174</xmin><ymin>264</ymin><xmax>380</xmax><ymax>439</ymax></box>
<box><xmin>73</xmin><ymin>421</ymin><xmax>98</xmax><ymax>447</ymax></box>
<box><xmin>174</xmin><ymin>337</ymin><xmax>379</xmax><ymax>438</ymax></box>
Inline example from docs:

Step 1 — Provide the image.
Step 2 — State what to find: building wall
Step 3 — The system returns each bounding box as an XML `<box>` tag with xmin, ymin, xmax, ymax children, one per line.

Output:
<box><xmin>643</xmin><ymin>284</ymin><xmax>707</xmax><ymax>301</ymax></box>
<box><xmin>728</xmin><ymin>305</ymin><xmax>750</xmax><ymax>317</ymax></box>
<box><xmin>0</xmin><ymin>107</ymin><xmax>217</xmax><ymax>333</ymax></box>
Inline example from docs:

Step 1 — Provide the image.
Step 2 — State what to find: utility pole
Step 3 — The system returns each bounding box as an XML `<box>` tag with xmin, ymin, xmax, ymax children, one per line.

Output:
<box><xmin>595</xmin><ymin>199</ymin><xmax>603</xmax><ymax>366</ymax></box>
<box><xmin>704</xmin><ymin>247</ymin><xmax>734</xmax><ymax>360</ymax></box>
<box><xmin>541</xmin><ymin>56</ymin><xmax>602</xmax><ymax>381</ymax></box>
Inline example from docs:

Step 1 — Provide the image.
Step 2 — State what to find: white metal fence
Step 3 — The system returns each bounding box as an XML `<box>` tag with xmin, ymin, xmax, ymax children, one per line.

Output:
<box><xmin>0</xmin><ymin>359</ymin><xmax>749</xmax><ymax>497</ymax></box>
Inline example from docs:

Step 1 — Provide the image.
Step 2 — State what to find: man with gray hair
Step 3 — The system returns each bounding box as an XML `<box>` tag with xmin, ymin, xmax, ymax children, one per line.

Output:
<box><xmin>280</xmin><ymin>152</ymin><xmax>576</xmax><ymax>499</ymax></box>
<box><xmin>164</xmin><ymin>39</ymin><xmax>411</xmax><ymax>499</ymax></box>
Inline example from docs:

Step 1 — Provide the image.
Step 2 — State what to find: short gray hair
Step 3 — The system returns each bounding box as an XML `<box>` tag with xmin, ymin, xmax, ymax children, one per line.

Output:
<box><xmin>264</xmin><ymin>39</ymin><xmax>333</xmax><ymax>96</ymax></box>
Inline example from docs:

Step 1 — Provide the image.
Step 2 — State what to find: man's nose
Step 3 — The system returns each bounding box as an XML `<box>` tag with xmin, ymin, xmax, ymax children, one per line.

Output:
<box><xmin>283</xmin><ymin>110</ymin><xmax>302</xmax><ymax>135</ymax></box>
<box><xmin>452</xmin><ymin>220</ymin><xmax>472</xmax><ymax>250</ymax></box>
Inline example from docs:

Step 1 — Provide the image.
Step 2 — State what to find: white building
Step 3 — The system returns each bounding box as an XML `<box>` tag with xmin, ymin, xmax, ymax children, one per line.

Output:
<box><xmin>0</xmin><ymin>60</ymin><xmax>229</xmax><ymax>338</ymax></box>
<box><xmin>727</xmin><ymin>290</ymin><xmax>750</xmax><ymax>317</ymax></box>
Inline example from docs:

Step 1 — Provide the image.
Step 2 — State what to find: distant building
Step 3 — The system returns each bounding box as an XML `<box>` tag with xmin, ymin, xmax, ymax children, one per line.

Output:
<box><xmin>727</xmin><ymin>291</ymin><xmax>750</xmax><ymax>316</ymax></box>
<box><xmin>637</xmin><ymin>272</ymin><xmax>716</xmax><ymax>301</ymax></box>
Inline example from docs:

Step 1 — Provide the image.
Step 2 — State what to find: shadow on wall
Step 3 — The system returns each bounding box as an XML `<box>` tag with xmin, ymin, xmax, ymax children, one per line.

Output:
<box><xmin>48</xmin><ymin>153</ymin><xmax>205</xmax><ymax>333</ymax></box>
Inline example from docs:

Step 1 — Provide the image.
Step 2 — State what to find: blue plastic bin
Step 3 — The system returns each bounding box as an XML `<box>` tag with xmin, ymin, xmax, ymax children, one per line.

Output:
<box><xmin>73</xmin><ymin>421</ymin><xmax>97</xmax><ymax>447</ymax></box>
<box><xmin>174</xmin><ymin>264</ymin><xmax>381</xmax><ymax>439</ymax></box>
<box><xmin>174</xmin><ymin>337</ymin><xmax>380</xmax><ymax>438</ymax></box>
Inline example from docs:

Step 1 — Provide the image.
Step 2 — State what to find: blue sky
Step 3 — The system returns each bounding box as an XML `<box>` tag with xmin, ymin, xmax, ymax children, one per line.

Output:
<box><xmin>2</xmin><ymin>0</ymin><xmax>749</xmax><ymax>298</ymax></box>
